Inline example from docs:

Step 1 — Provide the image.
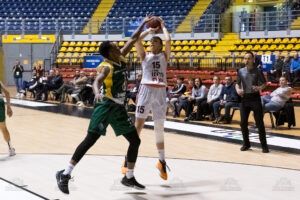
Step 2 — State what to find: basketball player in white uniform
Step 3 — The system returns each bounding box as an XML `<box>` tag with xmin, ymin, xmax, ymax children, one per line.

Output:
<box><xmin>123</xmin><ymin>18</ymin><xmax>171</xmax><ymax>180</ymax></box>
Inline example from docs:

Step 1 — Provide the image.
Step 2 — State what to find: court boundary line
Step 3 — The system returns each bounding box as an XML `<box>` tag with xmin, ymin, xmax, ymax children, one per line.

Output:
<box><xmin>0</xmin><ymin>177</ymin><xmax>50</xmax><ymax>200</ymax></box>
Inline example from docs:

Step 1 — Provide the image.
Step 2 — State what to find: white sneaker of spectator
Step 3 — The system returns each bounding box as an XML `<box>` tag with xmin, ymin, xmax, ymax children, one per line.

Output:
<box><xmin>20</xmin><ymin>93</ymin><xmax>25</xmax><ymax>99</ymax></box>
<box><xmin>16</xmin><ymin>93</ymin><xmax>20</xmax><ymax>98</ymax></box>
<box><xmin>76</xmin><ymin>101</ymin><xmax>84</xmax><ymax>107</ymax></box>
<box><xmin>71</xmin><ymin>93</ymin><xmax>80</xmax><ymax>102</ymax></box>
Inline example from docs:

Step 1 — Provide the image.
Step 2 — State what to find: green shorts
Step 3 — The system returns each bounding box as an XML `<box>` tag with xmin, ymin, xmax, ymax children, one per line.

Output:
<box><xmin>0</xmin><ymin>99</ymin><xmax>5</xmax><ymax>122</ymax></box>
<box><xmin>88</xmin><ymin>98</ymin><xmax>136</xmax><ymax>136</ymax></box>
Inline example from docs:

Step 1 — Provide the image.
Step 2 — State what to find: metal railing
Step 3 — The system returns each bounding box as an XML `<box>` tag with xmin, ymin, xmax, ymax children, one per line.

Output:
<box><xmin>0</xmin><ymin>14</ymin><xmax>221</xmax><ymax>36</ymax></box>
<box><xmin>240</xmin><ymin>10</ymin><xmax>300</xmax><ymax>33</ymax></box>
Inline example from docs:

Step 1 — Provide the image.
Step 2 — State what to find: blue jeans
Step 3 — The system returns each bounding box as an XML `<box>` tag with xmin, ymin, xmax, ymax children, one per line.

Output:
<box><xmin>213</xmin><ymin>101</ymin><xmax>239</xmax><ymax>118</ymax></box>
<box><xmin>261</xmin><ymin>95</ymin><xmax>282</xmax><ymax>112</ymax></box>
<box><xmin>14</xmin><ymin>77</ymin><xmax>23</xmax><ymax>93</ymax></box>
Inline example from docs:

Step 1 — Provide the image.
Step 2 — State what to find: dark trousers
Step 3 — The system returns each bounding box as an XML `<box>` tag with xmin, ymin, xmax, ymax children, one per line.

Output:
<box><xmin>186</xmin><ymin>98</ymin><xmax>207</xmax><ymax>119</ymax></box>
<box><xmin>202</xmin><ymin>98</ymin><xmax>219</xmax><ymax>118</ymax></box>
<box><xmin>240</xmin><ymin>95</ymin><xmax>268</xmax><ymax>148</ymax></box>
<box><xmin>213</xmin><ymin>101</ymin><xmax>239</xmax><ymax>119</ymax></box>
<box><xmin>177</xmin><ymin>97</ymin><xmax>188</xmax><ymax>116</ymax></box>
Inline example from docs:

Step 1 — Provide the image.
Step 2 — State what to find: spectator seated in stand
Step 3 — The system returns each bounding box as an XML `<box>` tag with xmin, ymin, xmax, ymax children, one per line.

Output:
<box><xmin>70</xmin><ymin>71</ymin><xmax>88</xmax><ymax>105</ymax></box>
<box><xmin>290</xmin><ymin>53</ymin><xmax>300</xmax><ymax>83</ymax></box>
<box><xmin>183</xmin><ymin>78</ymin><xmax>207</xmax><ymax>122</ymax></box>
<box><xmin>267</xmin><ymin>53</ymin><xmax>283</xmax><ymax>83</ymax></box>
<box><xmin>261</xmin><ymin>76</ymin><xmax>292</xmax><ymax>113</ymax></box>
<box><xmin>20</xmin><ymin>70</ymin><xmax>38</xmax><ymax>98</ymax></box>
<box><xmin>54</xmin><ymin>70</ymin><xmax>80</xmax><ymax>103</ymax></box>
<box><xmin>35</xmin><ymin>71</ymin><xmax>50</xmax><ymax>101</ymax></box>
<box><xmin>282</xmin><ymin>54</ymin><xmax>291</xmax><ymax>83</ymax></box>
<box><xmin>76</xmin><ymin>72</ymin><xmax>96</xmax><ymax>107</ymax></box>
<box><xmin>125</xmin><ymin>73</ymin><xmax>142</xmax><ymax>105</ymax></box>
<box><xmin>213</xmin><ymin>75</ymin><xmax>240</xmax><ymax>124</ymax></box>
<box><xmin>167</xmin><ymin>77</ymin><xmax>186</xmax><ymax>118</ymax></box>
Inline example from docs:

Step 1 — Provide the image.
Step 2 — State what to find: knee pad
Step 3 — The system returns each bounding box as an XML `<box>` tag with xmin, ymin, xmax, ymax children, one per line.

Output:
<box><xmin>154</xmin><ymin>120</ymin><xmax>164</xmax><ymax>144</ymax></box>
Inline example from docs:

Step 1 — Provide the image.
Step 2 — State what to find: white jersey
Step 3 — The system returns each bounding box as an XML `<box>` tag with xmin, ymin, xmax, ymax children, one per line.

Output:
<box><xmin>141</xmin><ymin>52</ymin><xmax>167</xmax><ymax>86</ymax></box>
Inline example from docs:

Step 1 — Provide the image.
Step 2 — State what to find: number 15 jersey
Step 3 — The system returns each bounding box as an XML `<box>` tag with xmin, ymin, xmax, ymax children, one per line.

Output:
<box><xmin>141</xmin><ymin>52</ymin><xmax>167</xmax><ymax>86</ymax></box>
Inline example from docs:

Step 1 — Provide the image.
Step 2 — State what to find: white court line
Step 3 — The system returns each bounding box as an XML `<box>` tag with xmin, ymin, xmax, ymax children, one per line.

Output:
<box><xmin>5</xmin><ymin>99</ymin><xmax>57</xmax><ymax>107</ymax></box>
<box><xmin>145</xmin><ymin>121</ymin><xmax>300</xmax><ymax>150</ymax></box>
<box><xmin>0</xmin><ymin>179</ymin><xmax>43</xmax><ymax>200</ymax></box>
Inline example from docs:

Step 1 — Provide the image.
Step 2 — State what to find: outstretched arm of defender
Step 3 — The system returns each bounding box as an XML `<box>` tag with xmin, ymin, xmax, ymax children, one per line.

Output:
<box><xmin>121</xmin><ymin>15</ymin><xmax>153</xmax><ymax>57</ymax></box>
<box><xmin>93</xmin><ymin>66</ymin><xmax>110</xmax><ymax>102</ymax></box>
<box><xmin>0</xmin><ymin>81</ymin><xmax>13</xmax><ymax>117</ymax></box>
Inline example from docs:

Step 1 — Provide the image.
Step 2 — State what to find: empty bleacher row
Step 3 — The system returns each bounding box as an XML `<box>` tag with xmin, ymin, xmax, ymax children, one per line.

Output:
<box><xmin>0</xmin><ymin>0</ymin><xmax>101</xmax><ymax>31</ymax></box>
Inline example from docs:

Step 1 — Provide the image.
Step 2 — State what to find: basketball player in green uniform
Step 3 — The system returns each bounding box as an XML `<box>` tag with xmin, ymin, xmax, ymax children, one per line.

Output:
<box><xmin>0</xmin><ymin>81</ymin><xmax>16</xmax><ymax>156</ymax></box>
<box><xmin>56</xmin><ymin>15</ymin><xmax>154</xmax><ymax>194</ymax></box>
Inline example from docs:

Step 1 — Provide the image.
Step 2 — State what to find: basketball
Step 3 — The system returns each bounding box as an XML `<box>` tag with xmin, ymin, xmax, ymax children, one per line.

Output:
<box><xmin>146</xmin><ymin>16</ymin><xmax>161</xmax><ymax>30</ymax></box>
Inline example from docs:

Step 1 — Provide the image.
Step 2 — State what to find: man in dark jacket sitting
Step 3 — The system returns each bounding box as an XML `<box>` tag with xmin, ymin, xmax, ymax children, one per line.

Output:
<box><xmin>213</xmin><ymin>75</ymin><xmax>240</xmax><ymax>124</ymax></box>
<box><xmin>167</xmin><ymin>77</ymin><xmax>186</xmax><ymax>117</ymax></box>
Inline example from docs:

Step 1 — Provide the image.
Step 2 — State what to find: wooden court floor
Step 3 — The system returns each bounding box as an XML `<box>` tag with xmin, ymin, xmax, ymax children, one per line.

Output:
<box><xmin>0</xmin><ymin>101</ymin><xmax>299</xmax><ymax>171</ymax></box>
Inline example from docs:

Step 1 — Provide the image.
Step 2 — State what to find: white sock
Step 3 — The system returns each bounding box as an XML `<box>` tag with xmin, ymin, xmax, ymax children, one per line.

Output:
<box><xmin>158</xmin><ymin>149</ymin><xmax>165</xmax><ymax>161</ymax></box>
<box><xmin>7</xmin><ymin>141</ymin><xmax>12</xmax><ymax>149</ymax></box>
<box><xmin>126</xmin><ymin>168</ymin><xmax>134</xmax><ymax>179</ymax></box>
<box><xmin>63</xmin><ymin>163</ymin><xmax>75</xmax><ymax>175</ymax></box>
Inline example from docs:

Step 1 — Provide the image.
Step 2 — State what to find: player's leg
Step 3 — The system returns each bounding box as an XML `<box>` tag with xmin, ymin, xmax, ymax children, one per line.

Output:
<box><xmin>0</xmin><ymin>100</ymin><xmax>15</xmax><ymax>156</ymax></box>
<box><xmin>135</xmin><ymin>85</ymin><xmax>151</xmax><ymax>136</ymax></box>
<box><xmin>152</xmin><ymin>87</ymin><xmax>169</xmax><ymax>180</ymax></box>
<box><xmin>56</xmin><ymin>101</ymin><xmax>110</xmax><ymax>194</ymax></box>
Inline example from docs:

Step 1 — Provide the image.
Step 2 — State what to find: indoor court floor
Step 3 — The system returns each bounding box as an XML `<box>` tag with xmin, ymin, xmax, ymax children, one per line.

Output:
<box><xmin>0</xmin><ymin>88</ymin><xmax>299</xmax><ymax>199</ymax></box>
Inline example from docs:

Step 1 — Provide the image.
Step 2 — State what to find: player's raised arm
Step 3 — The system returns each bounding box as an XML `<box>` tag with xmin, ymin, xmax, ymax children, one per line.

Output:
<box><xmin>121</xmin><ymin>15</ymin><xmax>153</xmax><ymax>57</ymax></box>
<box><xmin>159</xmin><ymin>17</ymin><xmax>171</xmax><ymax>61</ymax></box>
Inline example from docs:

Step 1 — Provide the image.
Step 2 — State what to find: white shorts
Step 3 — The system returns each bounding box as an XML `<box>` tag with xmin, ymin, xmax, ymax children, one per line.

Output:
<box><xmin>135</xmin><ymin>85</ymin><xmax>167</xmax><ymax>120</ymax></box>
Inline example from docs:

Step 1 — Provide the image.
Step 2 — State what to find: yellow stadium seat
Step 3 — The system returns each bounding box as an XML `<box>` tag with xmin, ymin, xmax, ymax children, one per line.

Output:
<box><xmin>289</xmin><ymin>38</ymin><xmax>297</xmax><ymax>44</ymax></box>
<box><xmin>203</xmin><ymin>40</ymin><xmax>210</xmax><ymax>45</ymax></box>
<box><xmin>174</xmin><ymin>40</ymin><xmax>181</xmax><ymax>45</ymax></box>
<box><xmin>265</xmin><ymin>51</ymin><xmax>272</xmax><ymax>55</ymax></box>
<box><xmin>57</xmin><ymin>52</ymin><xmax>64</xmax><ymax>58</ymax></box>
<box><xmin>83</xmin><ymin>41</ymin><xmax>90</xmax><ymax>46</ymax></box>
<box><xmin>74</xmin><ymin>47</ymin><xmax>81</xmax><ymax>52</ymax></box>
<box><xmin>245</xmin><ymin>45</ymin><xmax>253</xmax><ymax>51</ymax></box>
<box><xmin>204</xmin><ymin>46</ymin><xmax>211</xmax><ymax>51</ymax></box>
<box><xmin>119</xmin><ymin>41</ymin><xmax>125</xmax><ymax>47</ymax></box>
<box><xmin>62</xmin><ymin>41</ymin><xmax>69</xmax><ymax>46</ymax></box>
<box><xmin>88</xmin><ymin>47</ymin><xmax>96</xmax><ymax>52</ymax></box>
<box><xmin>90</xmin><ymin>41</ymin><xmax>97</xmax><ymax>46</ymax></box>
<box><xmin>293</xmin><ymin>44</ymin><xmax>300</xmax><ymax>50</ymax></box>
<box><xmin>182</xmin><ymin>40</ymin><xmax>188</xmax><ymax>45</ymax></box>
<box><xmin>230</xmin><ymin>46</ymin><xmax>237</xmax><ymax>51</ymax></box>
<box><xmin>250</xmin><ymin>39</ymin><xmax>258</xmax><ymax>44</ymax></box>
<box><xmin>261</xmin><ymin>45</ymin><xmax>269</xmax><ymax>50</ymax></box>
<box><xmin>238</xmin><ymin>45</ymin><xmax>245</xmax><ymax>51</ymax></box>
<box><xmin>175</xmin><ymin>52</ymin><xmax>183</xmax><ymax>58</ymax></box>
<box><xmin>192</xmin><ymin>52</ymin><xmax>198</xmax><ymax>57</ymax></box>
<box><xmin>196</xmin><ymin>46</ymin><xmax>204</xmax><ymax>51</ymax></box>
<box><xmin>163</xmin><ymin>41</ymin><xmax>166</xmax><ymax>45</ymax></box>
<box><xmin>286</xmin><ymin>44</ymin><xmax>294</xmax><ymax>50</ymax></box>
<box><xmin>57</xmin><ymin>58</ymin><xmax>62</xmax><ymax>63</ymax></box>
<box><xmin>65</xmin><ymin>52</ymin><xmax>72</xmax><ymax>57</ymax></box>
<box><xmin>80</xmin><ymin>53</ymin><xmax>87</xmax><ymax>57</ymax></box>
<box><xmin>60</xmin><ymin>47</ymin><xmax>67</xmax><ymax>52</ymax></box>
<box><xmin>281</xmin><ymin>38</ymin><xmax>289</xmax><ymax>44</ymax></box>
<box><xmin>243</xmin><ymin>39</ymin><xmax>250</xmax><ymax>44</ymax></box>
<box><xmin>189</xmin><ymin>46</ymin><xmax>196</xmax><ymax>51</ymax></box>
<box><xmin>171</xmin><ymin>46</ymin><xmax>175</xmax><ymax>51</ymax></box>
<box><xmin>199</xmin><ymin>52</ymin><xmax>206</xmax><ymax>57</ymax></box>
<box><xmin>277</xmin><ymin>44</ymin><xmax>285</xmax><ymax>50</ymax></box>
<box><xmin>63</xmin><ymin>58</ymin><xmax>70</xmax><ymax>63</ymax></box>
<box><xmin>196</xmin><ymin>40</ymin><xmax>202</xmax><ymax>45</ymax></box>
<box><xmin>188</xmin><ymin>40</ymin><xmax>195</xmax><ymax>45</ymax></box>
<box><xmin>253</xmin><ymin>45</ymin><xmax>261</xmax><ymax>51</ymax></box>
<box><xmin>258</xmin><ymin>38</ymin><xmax>266</xmax><ymax>44</ymax></box>
<box><xmin>174</xmin><ymin>46</ymin><xmax>182</xmax><ymax>51</ymax></box>
<box><xmin>146</xmin><ymin>41</ymin><xmax>151</xmax><ymax>46</ymax></box>
<box><xmin>170</xmin><ymin>41</ymin><xmax>174</xmax><ymax>45</ymax></box>
<box><xmin>66</xmin><ymin>47</ymin><xmax>74</xmax><ymax>52</ymax></box>
<box><xmin>97</xmin><ymin>42</ymin><xmax>102</xmax><ymax>46</ymax></box>
<box><xmin>257</xmin><ymin>51</ymin><xmax>263</xmax><ymax>55</ymax></box>
<box><xmin>81</xmin><ymin>47</ymin><xmax>88</xmax><ymax>52</ymax></box>
<box><xmin>71</xmin><ymin>58</ymin><xmax>77</xmax><ymax>63</ymax></box>
<box><xmin>210</xmin><ymin>40</ymin><xmax>217</xmax><ymax>45</ymax></box>
<box><xmin>146</xmin><ymin>46</ymin><xmax>151</xmax><ymax>51</ymax></box>
<box><xmin>281</xmin><ymin>51</ymin><xmax>288</xmax><ymax>56</ymax></box>
<box><xmin>269</xmin><ymin>45</ymin><xmax>277</xmax><ymax>50</ymax></box>
<box><xmin>235</xmin><ymin>40</ymin><xmax>242</xmax><ymax>45</ymax></box>
<box><xmin>274</xmin><ymin>38</ymin><xmax>281</xmax><ymax>44</ymax></box>
<box><xmin>240</xmin><ymin>52</ymin><xmax>246</xmax><ymax>56</ymax></box>
<box><xmin>290</xmin><ymin>50</ymin><xmax>297</xmax><ymax>55</ymax></box>
<box><xmin>77</xmin><ymin>41</ymin><xmax>83</xmax><ymax>46</ymax></box>
<box><xmin>96</xmin><ymin>47</ymin><xmax>99</xmax><ymax>52</ymax></box>
<box><xmin>142</xmin><ymin>41</ymin><xmax>146</xmax><ymax>45</ymax></box>
<box><xmin>73</xmin><ymin>52</ymin><xmax>79</xmax><ymax>58</ymax></box>
<box><xmin>266</xmin><ymin>38</ymin><xmax>273</xmax><ymax>44</ymax></box>
<box><xmin>69</xmin><ymin>41</ymin><xmax>76</xmax><ymax>46</ymax></box>
<box><xmin>182</xmin><ymin>46</ymin><xmax>189</xmax><ymax>51</ymax></box>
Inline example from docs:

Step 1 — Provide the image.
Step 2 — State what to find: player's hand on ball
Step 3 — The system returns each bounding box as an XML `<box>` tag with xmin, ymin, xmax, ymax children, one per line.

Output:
<box><xmin>143</xmin><ymin>13</ymin><xmax>154</xmax><ymax>24</ymax></box>
<box><xmin>94</xmin><ymin>94</ymin><xmax>104</xmax><ymax>103</ymax></box>
<box><xmin>148</xmin><ymin>27</ymin><xmax>160</xmax><ymax>34</ymax></box>
<box><xmin>7</xmin><ymin>106</ymin><xmax>13</xmax><ymax>117</ymax></box>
